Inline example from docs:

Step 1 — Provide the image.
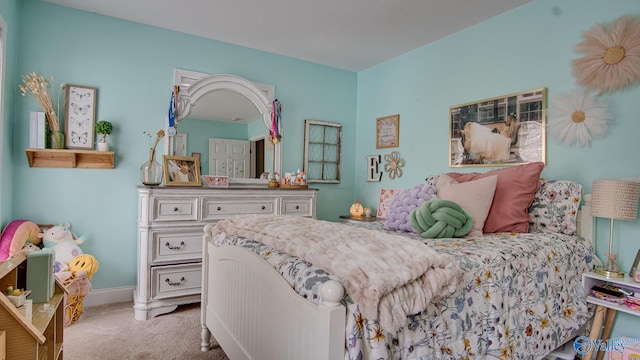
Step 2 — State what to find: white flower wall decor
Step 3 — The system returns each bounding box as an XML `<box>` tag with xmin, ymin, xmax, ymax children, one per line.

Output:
<box><xmin>383</xmin><ymin>151</ymin><xmax>405</xmax><ymax>179</ymax></box>
<box><xmin>572</xmin><ymin>14</ymin><xmax>640</xmax><ymax>94</ymax></box>
<box><xmin>547</xmin><ymin>89</ymin><xmax>612</xmax><ymax>147</ymax></box>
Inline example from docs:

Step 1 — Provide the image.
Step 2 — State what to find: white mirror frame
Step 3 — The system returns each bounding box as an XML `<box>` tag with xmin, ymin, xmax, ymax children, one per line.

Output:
<box><xmin>166</xmin><ymin>73</ymin><xmax>281</xmax><ymax>180</ymax></box>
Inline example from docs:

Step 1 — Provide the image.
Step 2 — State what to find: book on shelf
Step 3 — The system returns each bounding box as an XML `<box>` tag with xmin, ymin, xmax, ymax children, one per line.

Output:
<box><xmin>29</xmin><ymin>111</ymin><xmax>46</xmax><ymax>149</ymax></box>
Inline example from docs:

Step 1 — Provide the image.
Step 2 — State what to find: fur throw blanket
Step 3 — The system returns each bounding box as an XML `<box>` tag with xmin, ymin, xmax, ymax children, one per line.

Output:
<box><xmin>212</xmin><ymin>215</ymin><xmax>462</xmax><ymax>332</ymax></box>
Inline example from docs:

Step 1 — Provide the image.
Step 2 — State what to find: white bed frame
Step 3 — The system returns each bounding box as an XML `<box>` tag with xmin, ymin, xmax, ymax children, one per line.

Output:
<box><xmin>200</xmin><ymin>195</ymin><xmax>595</xmax><ymax>359</ymax></box>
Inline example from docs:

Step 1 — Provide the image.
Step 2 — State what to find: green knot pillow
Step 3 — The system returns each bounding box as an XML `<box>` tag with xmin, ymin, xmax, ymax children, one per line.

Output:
<box><xmin>409</xmin><ymin>199</ymin><xmax>474</xmax><ymax>238</ymax></box>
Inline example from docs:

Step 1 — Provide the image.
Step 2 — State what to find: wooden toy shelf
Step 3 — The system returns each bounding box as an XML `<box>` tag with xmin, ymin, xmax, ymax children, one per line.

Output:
<box><xmin>0</xmin><ymin>253</ymin><xmax>65</xmax><ymax>360</ymax></box>
<box><xmin>25</xmin><ymin>148</ymin><xmax>115</xmax><ymax>169</ymax></box>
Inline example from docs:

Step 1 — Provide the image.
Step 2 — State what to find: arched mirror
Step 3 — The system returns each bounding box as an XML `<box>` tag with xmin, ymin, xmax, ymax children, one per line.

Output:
<box><xmin>166</xmin><ymin>70</ymin><xmax>281</xmax><ymax>184</ymax></box>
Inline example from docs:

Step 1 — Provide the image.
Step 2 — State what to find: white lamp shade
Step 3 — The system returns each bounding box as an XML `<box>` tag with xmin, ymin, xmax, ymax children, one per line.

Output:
<box><xmin>590</xmin><ymin>180</ymin><xmax>640</xmax><ymax>221</ymax></box>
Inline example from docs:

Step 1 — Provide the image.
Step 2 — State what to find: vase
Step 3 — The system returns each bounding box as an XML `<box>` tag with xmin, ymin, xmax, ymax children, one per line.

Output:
<box><xmin>49</xmin><ymin>130</ymin><xmax>64</xmax><ymax>149</ymax></box>
<box><xmin>140</xmin><ymin>149</ymin><xmax>163</xmax><ymax>186</ymax></box>
<box><xmin>96</xmin><ymin>142</ymin><xmax>109</xmax><ymax>151</ymax></box>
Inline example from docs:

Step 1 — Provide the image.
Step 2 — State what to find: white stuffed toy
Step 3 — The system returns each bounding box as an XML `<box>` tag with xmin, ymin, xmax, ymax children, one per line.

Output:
<box><xmin>39</xmin><ymin>223</ymin><xmax>85</xmax><ymax>271</ymax></box>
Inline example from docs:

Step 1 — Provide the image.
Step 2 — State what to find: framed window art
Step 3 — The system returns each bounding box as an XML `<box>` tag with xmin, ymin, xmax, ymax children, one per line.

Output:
<box><xmin>64</xmin><ymin>84</ymin><xmax>97</xmax><ymax>149</ymax></box>
<box><xmin>303</xmin><ymin>119</ymin><xmax>342</xmax><ymax>184</ymax></box>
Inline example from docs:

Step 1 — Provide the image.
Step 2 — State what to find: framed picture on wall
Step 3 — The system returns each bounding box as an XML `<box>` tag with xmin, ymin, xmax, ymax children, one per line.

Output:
<box><xmin>449</xmin><ymin>87</ymin><xmax>546</xmax><ymax>167</ymax></box>
<box><xmin>64</xmin><ymin>84</ymin><xmax>97</xmax><ymax>149</ymax></box>
<box><xmin>376</xmin><ymin>114</ymin><xmax>399</xmax><ymax>149</ymax></box>
<box><xmin>163</xmin><ymin>155</ymin><xmax>202</xmax><ymax>187</ymax></box>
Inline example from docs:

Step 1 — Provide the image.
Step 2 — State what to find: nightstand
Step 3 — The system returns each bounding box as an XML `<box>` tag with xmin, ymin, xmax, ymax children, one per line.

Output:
<box><xmin>582</xmin><ymin>272</ymin><xmax>640</xmax><ymax>360</ymax></box>
<box><xmin>339</xmin><ymin>215</ymin><xmax>379</xmax><ymax>224</ymax></box>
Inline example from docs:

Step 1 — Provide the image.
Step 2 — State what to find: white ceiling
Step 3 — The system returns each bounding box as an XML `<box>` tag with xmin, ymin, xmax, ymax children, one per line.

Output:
<box><xmin>42</xmin><ymin>0</ymin><xmax>531</xmax><ymax>72</ymax></box>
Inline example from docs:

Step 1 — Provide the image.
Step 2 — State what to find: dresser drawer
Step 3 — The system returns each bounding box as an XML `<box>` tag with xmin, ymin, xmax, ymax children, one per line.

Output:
<box><xmin>281</xmin><ymin>197</ymin><xmax>314</xmax><ymax>217</ymax></box>
<box><xmin>151</xmin><ymin>263</ymin><xmax>202</xmax><ymax>300</ymax></box>
<box><xmin>150</xmin><ymin>230</ymin><xmax>203</xmax><ymax>264</ymax></box>
<box><xmin>202</xmin><ymin>197</ymin><xmax>277</xmax><ymax>220</ymax></box>
<box><xmin>153</xmin><ymin>197</ymin><xmax>199</xmax><ymax>222</ymax></box>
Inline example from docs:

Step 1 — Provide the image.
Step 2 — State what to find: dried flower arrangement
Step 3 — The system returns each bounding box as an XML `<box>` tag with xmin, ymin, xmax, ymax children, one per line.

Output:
<box><xmin>142</xmin><ymin>129</ymin><xmax>166</xmax><ymax>184</ymax></box>
<box><xmin>144</xmin><ymin>129</ymin><xmax>165</xmax><ymax>161</ymax></box>
<box><xmin>19</xmin><ymin>72</ymin><xmax>61</xmax><ymax>132</ymax></box>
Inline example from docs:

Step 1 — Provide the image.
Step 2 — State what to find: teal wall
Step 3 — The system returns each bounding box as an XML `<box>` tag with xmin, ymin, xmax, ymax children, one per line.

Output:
<box><xmin>2</xmin><ymin>0</ymin><xmax>639</xmax><ymax>341</ymax></box>
<box><xmin>356</xmin><ymin>0</ymin><xmax>640</xmax><ymax>339</ymax></box>
<box><xmin>7</xmin><ymin>0</ymin><xmax>357</xmax><ymax>290</ymax></box>
<box><xmin>0</xmin><ymin>0</ymin><xmax>19</xmax><ymax>226</ymax></box>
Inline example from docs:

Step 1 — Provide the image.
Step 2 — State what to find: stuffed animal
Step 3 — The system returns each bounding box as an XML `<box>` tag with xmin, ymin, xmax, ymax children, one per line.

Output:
<box><xmin>0</xmin><ymin>220</ymin><xmax>41</xmax><ymax>261</ymax></box>
<box><xmin>39</xmin><ymin>223</ymin><xmax>85</xmax><ymax>271</ymax></box>
<box><xmin>68</xmin><ymin>254</ymin><xmax>99</xmax><ymax>279</ymax></box>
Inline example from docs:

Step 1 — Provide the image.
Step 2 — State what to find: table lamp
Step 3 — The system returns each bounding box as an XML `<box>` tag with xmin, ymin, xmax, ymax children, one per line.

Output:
<box><xmin>350</xmin><ymin>201</ymin><xmax>364</xmax><ymax>217</ymax></box>
<box><xmin>590</xmin><ymin>180</ymin><xmax>640</xmax><ymax>278</ymax></box>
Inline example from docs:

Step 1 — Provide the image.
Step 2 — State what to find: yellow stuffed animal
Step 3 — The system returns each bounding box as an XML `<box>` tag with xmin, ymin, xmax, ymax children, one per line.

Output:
<box><xmin>68</xmin><ymin>254</ymin><xmax>99</xmax><ymax>279</ymax></box>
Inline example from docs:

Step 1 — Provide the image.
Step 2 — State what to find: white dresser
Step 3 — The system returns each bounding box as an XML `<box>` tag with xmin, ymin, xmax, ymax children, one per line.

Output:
<box><xmin>134</xmin><ymin>186</ymin><xmax>318</xmax><ymax>320</ymax></box>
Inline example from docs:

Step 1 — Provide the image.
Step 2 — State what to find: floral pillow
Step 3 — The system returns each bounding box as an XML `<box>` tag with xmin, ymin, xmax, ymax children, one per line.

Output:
<box><xmin>425</xmin><ymin>174</ymin><xmax>439</xmax><ymax>187</ymax></box>
<box><xmin>528</xmin><ymin>179</ymin><xmax>583</xmax><ymax>235</ymax></box>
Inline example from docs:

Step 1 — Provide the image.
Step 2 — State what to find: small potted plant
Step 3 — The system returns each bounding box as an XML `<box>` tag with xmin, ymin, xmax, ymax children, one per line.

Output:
<box><xmin>95</xmin><ymin>120</ymin><xmax>112</xmax><ymax>151</ymax></box>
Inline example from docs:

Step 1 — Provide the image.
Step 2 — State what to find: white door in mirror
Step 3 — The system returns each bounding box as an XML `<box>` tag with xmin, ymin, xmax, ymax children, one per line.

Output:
<box><xmin>209</xmin><ymin>138</ymin><xmax>249</xmax><ymax>178</ymax></box>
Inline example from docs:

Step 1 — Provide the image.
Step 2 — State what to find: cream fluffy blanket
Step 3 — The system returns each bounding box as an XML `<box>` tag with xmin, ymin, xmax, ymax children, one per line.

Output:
<box><xmin>212</xmin><ymin>215</ymin><xmax>462</xmax><ymax>332</ymax></box>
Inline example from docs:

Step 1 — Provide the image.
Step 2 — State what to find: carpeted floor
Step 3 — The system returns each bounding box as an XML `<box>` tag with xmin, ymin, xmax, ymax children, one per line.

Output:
<box><xmin>64</xmin><ymin>302</ymin><xmax>229</xmax><ymax>360</ymax></box>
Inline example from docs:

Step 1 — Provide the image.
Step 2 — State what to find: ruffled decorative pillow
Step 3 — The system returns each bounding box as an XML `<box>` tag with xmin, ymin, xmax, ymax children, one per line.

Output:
<box><xmin>528</xmin><ymin>179</ymin><xmax>583</xmax><ymax>235</ymax></box>
<box><xmin>384</xmin><ymin>184</ymin><xmax>437</xmax><ymax>233</ymax></box>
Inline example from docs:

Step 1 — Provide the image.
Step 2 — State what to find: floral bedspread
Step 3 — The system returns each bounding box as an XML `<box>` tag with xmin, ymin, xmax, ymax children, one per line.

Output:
<box><xmin>212</xmin><ymin>221</ymin><xmax>600</xmax><ymax>360</ymax></box>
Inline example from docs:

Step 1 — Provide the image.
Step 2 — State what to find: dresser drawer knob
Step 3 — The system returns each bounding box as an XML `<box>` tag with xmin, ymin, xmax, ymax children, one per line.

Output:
<box><xmin>173</xmin><ymin>207</ymin><xmax>179</xmax><ymax>212</ymax></box>
<box><xmin>165</xmin><ymin>241</ymin><xmax>185</xmax><ymax>250</ymax></box>
<box><xmin>217</xmin><ymin>206</ymin><xmax>222</xmax><ymax>211</ymax></box>
<box><xmin>165</xmin><ymin>277</ymin><xmax>185</xmax><ymax>286</ymax></box>
<box><xmin>261</xmin><ymin>205</ymin><xmax>266</xmax><ymax>210</ymax></box>
<box><xmin>296</xmin><ymin>205</ymin><xmax>300</xmax><ymax>210</ymax></box>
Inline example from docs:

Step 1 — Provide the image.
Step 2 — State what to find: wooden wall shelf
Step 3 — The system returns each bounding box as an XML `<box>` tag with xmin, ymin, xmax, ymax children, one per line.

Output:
<box><xmin>25</xmin><ymin>148</ymin><xmax>115</xmax><ymax>169</ymax></box>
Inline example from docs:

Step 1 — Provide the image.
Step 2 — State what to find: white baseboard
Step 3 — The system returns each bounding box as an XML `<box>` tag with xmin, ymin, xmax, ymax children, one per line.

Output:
<box><xmin>83</xmin><ymin>286</ymin><xmax>135</xmax><ymax>308</ymax></box>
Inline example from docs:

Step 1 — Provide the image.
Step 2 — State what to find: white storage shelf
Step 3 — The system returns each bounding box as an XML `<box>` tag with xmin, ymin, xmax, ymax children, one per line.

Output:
<box><xmin>583</xmin><ymin>272</ymin><xmax>640</xmax><ymax>317</ymax></box>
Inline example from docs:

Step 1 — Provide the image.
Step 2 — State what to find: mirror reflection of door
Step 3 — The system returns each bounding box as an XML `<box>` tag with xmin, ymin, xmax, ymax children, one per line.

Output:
<box><xmin>253</xmin><ymin>138</ymin><xmax>265</xmax><ymax>178</ymax></box>
<box><xmin>174</xmin><ymin>133</ymin><xmax>187</xmax><ymax>156</ymax></box>
<box><xmin>209</xmin><ymin>138</ymin><xmax>250</xmax><ymax>178</ymax></box>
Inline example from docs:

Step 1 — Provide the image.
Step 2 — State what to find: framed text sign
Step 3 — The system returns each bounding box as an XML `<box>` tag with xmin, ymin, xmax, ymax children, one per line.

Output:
<box><xmin>376</xmin><ymin>114</ymin><xmax>399</xmax><ymax>149</ymax></box>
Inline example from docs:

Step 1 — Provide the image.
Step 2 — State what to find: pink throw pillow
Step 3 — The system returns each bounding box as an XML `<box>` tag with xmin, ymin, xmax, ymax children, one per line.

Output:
<box><xmin>436</xmin><ymin>173</ymin><xmax>498</xmax><ymax>237</ymax></box>
<box><xmin>447</xmin><ymin>162</ymin><xmax>544</xmax><ymax>233</ymax></box>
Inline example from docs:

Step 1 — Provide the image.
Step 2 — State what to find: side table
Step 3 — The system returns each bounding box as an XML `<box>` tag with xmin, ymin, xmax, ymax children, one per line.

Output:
<box><xmin>582</xmin><ymin>272</ymin><xmax>640</xmax><ymax>360</ymax></box>
<box><xmin>338</xmin><ymin>215</ymin><xmax>379</xmax><ymax>224</ymax></box>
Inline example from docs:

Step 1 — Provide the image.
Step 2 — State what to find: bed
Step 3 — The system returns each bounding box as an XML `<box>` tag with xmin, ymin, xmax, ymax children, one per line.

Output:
<box><xmin>200</xmin><ymin>163</ymin><xmax>601</xmax><ymax>359</ymax></box>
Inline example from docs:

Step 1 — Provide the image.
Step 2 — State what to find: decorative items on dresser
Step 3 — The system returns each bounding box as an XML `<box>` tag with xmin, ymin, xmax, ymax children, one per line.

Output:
<box><xmin>134</xmin><ymin>186</ymin><xmax>318</xmax><ymax>320</ymax></box>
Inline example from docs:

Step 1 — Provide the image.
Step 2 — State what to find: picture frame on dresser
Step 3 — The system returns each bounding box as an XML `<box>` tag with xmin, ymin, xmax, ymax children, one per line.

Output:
<box><xmin>163</xmin><ymin>155</ymin><xmax>202</xmax><ymax>187</ymax></box>
<box><xmin>64</xmin><ymin>84</ymin><xmax>97</xmax><ymax>149</ymax></box>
